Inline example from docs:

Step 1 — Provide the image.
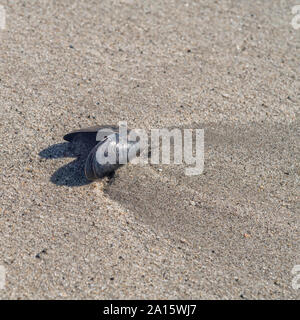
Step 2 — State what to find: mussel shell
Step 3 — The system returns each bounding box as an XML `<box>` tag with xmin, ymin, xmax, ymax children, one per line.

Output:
<box><xmin>64</xmin><ymin>125</ymin><xmax>144</xmax><ymax>180</ymax></box>
<box><xmin>63</xmin><ymin>125</ymin><xmax>119</xmax><ymax>143</ymax></box>
<box><xmin>84</xmin><ymin>132</ymin><xmax>143</xmax><ymax>180</ymax></box>
<box><xmin>64</xmin><ymin>125</ymin><xmax>120</xmax><ymax>158</ymax></box>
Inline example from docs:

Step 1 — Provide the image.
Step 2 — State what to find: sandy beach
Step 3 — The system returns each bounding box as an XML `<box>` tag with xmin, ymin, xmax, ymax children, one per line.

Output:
<box><xmin>0</xmin><ymin>0</ymin><xmax>299</xmax><ymax>299</ymax></box>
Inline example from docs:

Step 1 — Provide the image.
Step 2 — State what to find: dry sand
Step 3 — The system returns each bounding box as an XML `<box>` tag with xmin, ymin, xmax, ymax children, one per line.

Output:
<box><xmin>0</xmin><ymin>0</ymin><xmax>299</xmax><ymax>299</ymax></box>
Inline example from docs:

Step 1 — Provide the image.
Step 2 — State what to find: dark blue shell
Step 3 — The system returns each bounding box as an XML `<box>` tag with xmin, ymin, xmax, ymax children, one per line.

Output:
<box><xmin>64</xmin><ymin>126</ymin><xmax>142</xmax><ymax>180</ymax></box>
